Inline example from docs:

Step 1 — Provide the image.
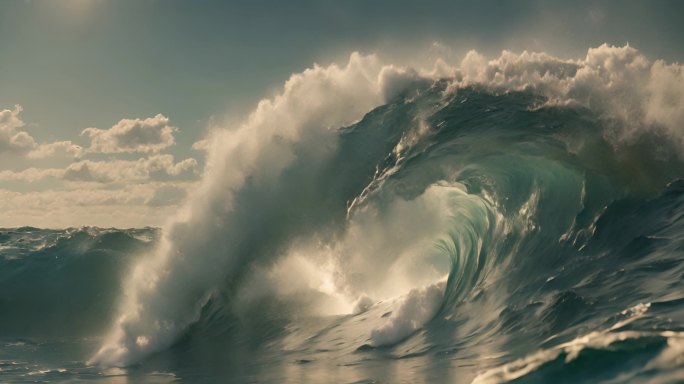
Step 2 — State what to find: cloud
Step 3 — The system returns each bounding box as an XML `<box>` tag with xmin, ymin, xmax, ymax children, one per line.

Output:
<box><xmin>191</xmin><ymin>139</ymin><xmax>209</xmax><ymax>152</ymax></box>
<box><xmin>0</xmin><ymin>155</ymin><xmax>198</xmax><ymax>183</ymax></box>
<box><xmin>0</xmin><ymin>182</ymin><xmax>198</xmax><ymax>228</ymax></box>
<box><xmin>0</xmin><ymin>167</ymin><xmax>63</xmax><ymax>182</ymax></box>
<box><xmin>0</xmin><ymin>109</ymin><xmax>180</xmax><ymax>159</ymax></box>
<box><xmin>0</xmin><ymin>106</ymin><xmax>82</xmax><ymax>160</ymax></box>
<box><xmin>27</xmin><ymin>140</ymin><xmax>83</xmax><ymax>159</ymax></box>
<box><xmin>81</xmin><ymin>114</ymin><xmax>177</xmax><ymax>154</ymax></box>
<box><xmin>63</xmin><ymin>155</ymin><xmax>198</xmax><ymax>183</ymax></box>
<box><xmin>0</xmin><ymin>106</ymin><xmax>197</xmax><ymax>228</ymax></box>
<box><xmin>0</xmin><ymin>105</ymin><xmax>37</xmax><ymax>156</ymax></box>
<box><xmin>145</xmin><ymin>185</ymin><xmax>189</xmax><ymax>207</ymax></box>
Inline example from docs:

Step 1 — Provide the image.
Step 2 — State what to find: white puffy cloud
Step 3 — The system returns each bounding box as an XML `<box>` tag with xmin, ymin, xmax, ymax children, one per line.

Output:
<box><xmin>0</xmin><ymin>105</ymin><xmax>37</xmax><ymax>156</ymax></box>
<box><xmin>145</xmin><ymin>185</ymin><xmax>189</xmax><ymax>207</ymax></box>
<box><xmin>81</xmin><ymin>114</ymin><xmax>177</xmax><ymax>154</ymax></box>
<box><xmin>191</xmin><ymin>139</ymin><xmax>209</xmax><ymax>152</ymax></box>
<box><xmin>63</xmin><ymin>155</ymin><xmax>198</xmax><ymax>183</ymax></box>
<box><xmin>0</xmin><ymin>106</ymin><xmax>198</xmax><ymax>228</ymax></box>
<box><xmin>0</xmin><ymin>109</ymin><xmax>179</xmax><ymax>159</ymax></box>
<box><xmin>0</xmin><ymin>106</ymin><xmax>82</xmax><ymax>160</ymax></box>
<box><xmin>27</xmin><ymin>140</ymin><xmax>83</xmax><ymax>159</ymax></box>
<box><xmin>0</xmin><ymin>167</ymin><xmax>63</xmax><ymax>182</ymax></box>
<box><xmin>0</xmin><ymin>155</ymin><xmax>198</xmax><ymax>183</ymax></box>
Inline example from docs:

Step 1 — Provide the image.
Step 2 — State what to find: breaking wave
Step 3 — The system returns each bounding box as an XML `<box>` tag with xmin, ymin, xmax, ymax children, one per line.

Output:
<box><xmin>2</xmin><ymin>44</ymin><xmax>684</xmax><ymax>383</ymax></box>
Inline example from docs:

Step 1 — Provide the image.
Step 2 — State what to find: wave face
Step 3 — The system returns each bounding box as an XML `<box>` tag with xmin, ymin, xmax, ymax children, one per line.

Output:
<box><xmin>3</xmin><ymin>45</ymin><xmax>684</xmax><ymax>383</ymax></box>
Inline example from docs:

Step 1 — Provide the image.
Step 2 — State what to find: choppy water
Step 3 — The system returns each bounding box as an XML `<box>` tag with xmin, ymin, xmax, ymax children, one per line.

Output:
<box><xmin>2</xmin><ymin>46</ymin><xmax>684</xmax><ymax>383</ymax></box>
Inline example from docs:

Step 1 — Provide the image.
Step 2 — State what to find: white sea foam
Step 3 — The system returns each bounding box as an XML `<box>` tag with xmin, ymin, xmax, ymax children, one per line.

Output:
<box><xmin>90</xmin><ymin>52</ymin><xmax>435</xmax><ymax>367</ymax></box>
<box><xmin>447</xmin><ymin>44</ymin><xmax>684</xmax><ymax>153</ymax></box>
<box><xmin>369</xmin><ymin>280</ymin><xmax>446</xmax><ymax>346</ymax></box>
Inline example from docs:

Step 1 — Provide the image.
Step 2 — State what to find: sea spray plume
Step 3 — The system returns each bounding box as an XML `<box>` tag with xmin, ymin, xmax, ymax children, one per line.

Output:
<box><xmin>89</xmin><ymin>53</ymin><xmax>435</xmax><ymax>367</ymax></box>
<box><xmin>449</xmin><ymin>44</ymin><xmax>684</xmax><ymax>152</ymax></box>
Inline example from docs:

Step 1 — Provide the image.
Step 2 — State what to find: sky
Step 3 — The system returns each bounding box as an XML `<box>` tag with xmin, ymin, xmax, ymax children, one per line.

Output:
<box><xmin>1</xmin><ymin>0</ymin><xmax>682</xmax><ymax>228</ymax></box>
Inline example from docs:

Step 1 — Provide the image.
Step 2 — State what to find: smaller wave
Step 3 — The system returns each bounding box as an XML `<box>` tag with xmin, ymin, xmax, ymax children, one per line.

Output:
<box><xmin>472</xmin><ymin>303</ymin><xmax>684</xmax><ymax>384</ymax></box>
<box><xmin>0</xmin><ymin>227</ymin><xmax>157</xmax><ymax>338</ymax></box>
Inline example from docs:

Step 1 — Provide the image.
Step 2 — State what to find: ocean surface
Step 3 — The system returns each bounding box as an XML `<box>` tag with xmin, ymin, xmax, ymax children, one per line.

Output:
<box><xmin>2</xmin><ymin>47</ymin><xmax>684</xmax><ymax>383</ymax></box>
